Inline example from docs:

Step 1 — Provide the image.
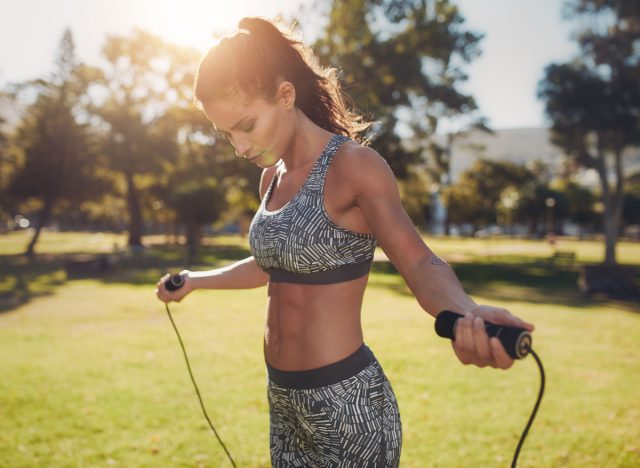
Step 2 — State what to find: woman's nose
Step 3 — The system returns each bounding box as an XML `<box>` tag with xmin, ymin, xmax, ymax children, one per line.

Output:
<box><xmin>233</xmin><ymin>138</ymin><xmax>251</xmax><ymax>158</ymax></box>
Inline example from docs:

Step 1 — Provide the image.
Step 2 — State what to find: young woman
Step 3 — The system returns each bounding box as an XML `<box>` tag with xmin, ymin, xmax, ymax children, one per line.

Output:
<box><xmin>156</xmin><ymin>16</ymin><xmax>534</xmax><ymax>466</ymax></box>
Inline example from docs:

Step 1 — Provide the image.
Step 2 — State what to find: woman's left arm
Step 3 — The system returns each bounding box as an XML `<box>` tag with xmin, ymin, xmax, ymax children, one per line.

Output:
<box><xmin>347</xmin><ymin>147</ymin><xmax>534</xmax><ymax>369</ymax></box>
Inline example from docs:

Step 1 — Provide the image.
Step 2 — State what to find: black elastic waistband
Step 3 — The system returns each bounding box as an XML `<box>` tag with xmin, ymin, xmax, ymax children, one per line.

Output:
<box><xmin>266</xmin><ymin>344</ymin><xmax>375</xmax><ymax>389</ymax></box>
<box><xmin>266</xmin><ymin>260</ymin><xmax>372</xmax><ymax>285</ymax></box>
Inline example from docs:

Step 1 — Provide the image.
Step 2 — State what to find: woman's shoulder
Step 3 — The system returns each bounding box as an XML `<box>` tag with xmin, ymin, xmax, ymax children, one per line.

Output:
<box><xmin>333</xmin><ymin>139</ymin><xmax>395</xmax><ymax>185</ymax></box>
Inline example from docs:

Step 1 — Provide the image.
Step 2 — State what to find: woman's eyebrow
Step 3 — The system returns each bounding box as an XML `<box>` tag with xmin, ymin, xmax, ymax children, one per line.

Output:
<box><xmin>226</xmin><ymin>116</ymin><xmax>253</xmax><ymax>132</ymax></box>
<box><xmin>214</xmin><ymin>116</ymin><xmax>254</xmax><ymax>135</ymax></box>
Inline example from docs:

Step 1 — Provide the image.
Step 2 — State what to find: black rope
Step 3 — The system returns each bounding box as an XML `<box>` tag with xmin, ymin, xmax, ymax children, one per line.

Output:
<box><xmin>164</xmin><ymin>303</ymin><xmax>237</xmax><ymax>467</ymax></box>
<box><xmin>511</xmin><ymin>348</ymin><xmax>545</xmax><ymax>468</ymax></box>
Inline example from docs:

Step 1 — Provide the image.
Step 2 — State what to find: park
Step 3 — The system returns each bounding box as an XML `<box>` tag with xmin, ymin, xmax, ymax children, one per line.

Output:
<box><xmin>1</xmin><ymin>0</ymin><xmax>639</xmax><ymax>467</ymax></box>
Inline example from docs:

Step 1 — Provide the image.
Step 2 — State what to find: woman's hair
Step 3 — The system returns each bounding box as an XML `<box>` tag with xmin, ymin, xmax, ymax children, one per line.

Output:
<box><xmin>194</xmin><ymin>17</ymin><xmax>370</xmax><ymax>142</ymax></box>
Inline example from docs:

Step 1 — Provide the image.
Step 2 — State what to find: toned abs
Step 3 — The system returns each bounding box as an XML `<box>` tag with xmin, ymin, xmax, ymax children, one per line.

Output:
<box><xmin>264</xmin><ymin>274</ymin><xmax>368</xmax><ymax>370</ymax></box>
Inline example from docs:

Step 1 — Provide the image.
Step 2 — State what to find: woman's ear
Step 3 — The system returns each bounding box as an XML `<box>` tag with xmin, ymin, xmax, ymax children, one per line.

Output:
<box><xmin>277</xmin><ymin>81</ymin><xmax>296</xmax><ymax>109</ymax></box>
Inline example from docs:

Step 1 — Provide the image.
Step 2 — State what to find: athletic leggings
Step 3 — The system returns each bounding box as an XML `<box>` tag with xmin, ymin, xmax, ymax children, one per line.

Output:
<box><xmin>266</xmin><ymin>344</ymin><xmax>402</xmax><ymax>467</ymax></box>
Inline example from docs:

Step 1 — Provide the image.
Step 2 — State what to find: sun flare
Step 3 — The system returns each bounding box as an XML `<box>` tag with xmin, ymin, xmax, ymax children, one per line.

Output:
<box><xmin>152</xmin><ymin>0</ymin><xmax>300</xmax><ymax>52</ymax></box>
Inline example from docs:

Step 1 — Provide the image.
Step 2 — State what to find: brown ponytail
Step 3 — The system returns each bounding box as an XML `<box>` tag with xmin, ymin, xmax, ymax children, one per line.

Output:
<box><xmin>194</xmin><ymin>17</ymin><xmax>370</xmax><ymax>142</ymax></box>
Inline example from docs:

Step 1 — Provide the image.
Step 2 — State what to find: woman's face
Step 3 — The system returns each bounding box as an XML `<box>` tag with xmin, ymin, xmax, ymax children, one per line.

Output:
<box><xmin>201</xmin><ymin>85</ymin><xmax>296</xmax><ymax>169</ymax></box>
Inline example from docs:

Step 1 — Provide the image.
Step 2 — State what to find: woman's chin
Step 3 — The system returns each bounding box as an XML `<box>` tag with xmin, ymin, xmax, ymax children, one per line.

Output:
<box><xmin>252</xmin><ymin>151</ymin><xmax>280</xmax><ymax>168</ymax></box>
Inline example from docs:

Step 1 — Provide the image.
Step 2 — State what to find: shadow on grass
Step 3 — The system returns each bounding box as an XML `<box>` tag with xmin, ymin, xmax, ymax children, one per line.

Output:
<box><xmin>1</xmin><ymin>244</ymin><xmax>637</xmax><ymax>314</ymax></box>
<box><xmin>0</xmin><ymin>254</ymin><xmax>66</xmax><ymax>313</ymax></box>
<box><xmin>369</xmin><ymin>259</ymin><xmax>640</xmax><ymax>313</ymax></box>
<box><xmin>0</xmin><ymin>241</ymin><xmax>252</xmax><ymax>313</ymax></box>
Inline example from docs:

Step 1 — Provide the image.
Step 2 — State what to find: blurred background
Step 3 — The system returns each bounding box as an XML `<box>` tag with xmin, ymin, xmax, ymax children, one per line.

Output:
<box><xmin>1</xmin><ymin>0</ymin><xmax>639</xmax><ymax>263</ymax></box>
<box><xmin>0</xmin><ymin>1</ymin><xmax>638</xmax><ymax>467</ymax></box>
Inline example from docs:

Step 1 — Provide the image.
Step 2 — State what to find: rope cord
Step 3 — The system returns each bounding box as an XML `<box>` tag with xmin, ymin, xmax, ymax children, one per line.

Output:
<box><xmin>511</xmin><ymin>348</ymin><xmax>545</xmax><ymax>468</ymax></box>
<box><xmin>165</xmin><ymin>303</ymin><xmax>237</xmax><ymax>467</ymax></box>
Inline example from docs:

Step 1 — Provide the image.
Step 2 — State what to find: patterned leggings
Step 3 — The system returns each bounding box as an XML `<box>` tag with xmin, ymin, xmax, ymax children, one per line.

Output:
<box><xmin>267</xmin><ymin>345</ymin><xmax>402</xmax><ymax>467</ymax></box>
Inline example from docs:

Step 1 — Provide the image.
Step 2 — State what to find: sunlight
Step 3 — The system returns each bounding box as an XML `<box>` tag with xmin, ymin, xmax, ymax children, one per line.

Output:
<box><xmin>150</xmin><ymin>0</ymin><xmax>303</xmax><ymax>52</ymax></box>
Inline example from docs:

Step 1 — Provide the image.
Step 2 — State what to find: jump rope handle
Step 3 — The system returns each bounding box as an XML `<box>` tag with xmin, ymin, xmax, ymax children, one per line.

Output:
<box><xmin>435</xmin><ymin>310</ymin><xmax>532</xmax><ymax>359</ymax></box>
<box><xmin>164</xmin><ymin>273</ymin><xmax>185</xmax><ymax>292</ymax></box>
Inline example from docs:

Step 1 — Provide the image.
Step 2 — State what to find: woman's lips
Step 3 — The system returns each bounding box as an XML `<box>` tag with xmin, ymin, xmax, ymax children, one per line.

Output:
<box><xmin>247</xmin><ymin>150</ymin><xmax>267</xmax><ymax>162</ymax></box>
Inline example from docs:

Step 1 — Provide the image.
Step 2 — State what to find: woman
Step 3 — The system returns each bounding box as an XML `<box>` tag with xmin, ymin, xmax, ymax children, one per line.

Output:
<box><xmin>156</xmin><ymin>16</ymin><xmax>534</xmax><ymax>466</ymax></box>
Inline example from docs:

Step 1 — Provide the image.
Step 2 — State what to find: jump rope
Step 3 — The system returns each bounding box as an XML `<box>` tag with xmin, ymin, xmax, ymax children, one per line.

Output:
<box><xmin>163</xmin><ymin>274</ymin><xmax>545</xmax><ymax>467</ymax></box>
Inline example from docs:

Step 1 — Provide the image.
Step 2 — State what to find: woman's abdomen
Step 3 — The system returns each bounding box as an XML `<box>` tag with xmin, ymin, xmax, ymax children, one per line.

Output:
<box><xmin>264</xmin><ymin>276</ymin><xmax>368</xmax><ymax>370</ymax></box>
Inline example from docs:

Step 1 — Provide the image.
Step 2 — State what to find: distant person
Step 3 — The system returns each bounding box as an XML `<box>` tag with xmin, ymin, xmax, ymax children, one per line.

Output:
<box><xmin>156</xmin><ymin>17</ymin><xmax>534</xmax><ymax>466</ymax></box>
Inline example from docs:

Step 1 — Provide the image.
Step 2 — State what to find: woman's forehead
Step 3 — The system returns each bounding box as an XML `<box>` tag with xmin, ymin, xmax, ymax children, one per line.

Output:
<box><xmin>203</xmin><ymin>96</ymin><xmax>266</xmax><ymax>131</ymax></box>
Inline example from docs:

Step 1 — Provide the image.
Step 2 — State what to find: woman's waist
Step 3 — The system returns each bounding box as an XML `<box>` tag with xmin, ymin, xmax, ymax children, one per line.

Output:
<box><xmin>265</xmin><ymin>342</ymin><xmax>376</xmax><ymax>389</ymax></box>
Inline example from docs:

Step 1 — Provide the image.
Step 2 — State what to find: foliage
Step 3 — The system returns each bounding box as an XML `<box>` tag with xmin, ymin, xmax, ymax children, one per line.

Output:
<box><xmin>444</xmin><ymin>159</ymin><xmax>531</xmax><ymax>228</ymax></box>
<box><xmin>312</xmin><ymin>0</ymin><xmax>484</xmax><ymax>181</ymax></box>
<box><xmin>555</xmin><ymin>180</ymin><xmax>598</xmax><ymax>227</ymax></box>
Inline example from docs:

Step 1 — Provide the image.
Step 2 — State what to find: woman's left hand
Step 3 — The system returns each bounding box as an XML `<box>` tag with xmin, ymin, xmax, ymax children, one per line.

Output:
<box><xmin>451</xmin><ymin>305</ymin><xmax>535</xmax><ymax>369</ymax></box>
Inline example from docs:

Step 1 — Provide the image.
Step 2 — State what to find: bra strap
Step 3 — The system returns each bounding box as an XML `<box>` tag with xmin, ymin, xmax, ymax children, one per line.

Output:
<box><xmin>315</xmin><ymin>134</ymin><xmax>349</xmax><ymax>192</ymax></box>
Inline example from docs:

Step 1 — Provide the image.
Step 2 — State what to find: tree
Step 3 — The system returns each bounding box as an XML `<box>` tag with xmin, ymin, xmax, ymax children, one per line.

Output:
<box><xmin>538</xmin><ymin>0</ymin><xmax>640</xmax><ymax>264</ymax></box>
<box><xmin>312</xmin><ymin>0</ymin><xmax>485</xmax><ymax>189</ymax></box>
<box><xmin>7</xmin><ymin>29</ymin><xmax>105</xmax><ymax>256</ymax></box>
<box><xmin>166</xmin><ymin>180</ymin><xmax>225</xmax><ymax>260</ymax></box>
<box><xmin>92</xmin><ymin>29</ymin><xmax>201</xmax><ymax>249</ymax></box>
<box><xmin>443</xmin><ymin>159</ymin><xmax>531</xmax><ymax>230</ymax></box>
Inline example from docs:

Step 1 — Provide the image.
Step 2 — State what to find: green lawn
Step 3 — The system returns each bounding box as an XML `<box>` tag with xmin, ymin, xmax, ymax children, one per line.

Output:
<box><xmin>0</xmin><ymin>232</ymin><xmax>639</xmax><ymax>467</ymax></box>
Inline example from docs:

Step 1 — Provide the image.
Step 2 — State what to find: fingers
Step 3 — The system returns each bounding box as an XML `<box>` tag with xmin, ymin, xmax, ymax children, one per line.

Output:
<box><xmin>472</xmin><ymin>316</ymin><xmax>492</xmax><ymax>366</ymax></box>
<box><xmin>473</xmin><ymin>305</ymin><xmax>535</xmax><ymax>332</ymax></box>
<box><xmin>491</xmin><ymin>338</ymin><xmax>514</xmax><ymax>370</ymax></box>
<box><xmin>452</xmin><ymin>313</ymin><xmax>514</xmax><ymax>369</ymax></box>
<box><xmin>452</xmin><ymin>313</ymin><xmax>475</xmax><ymax>365</ymax></box>
<box><xmin>155</xmin><ymin>274</ymin><xmax>175</xmax><ymax>304</ymax></box>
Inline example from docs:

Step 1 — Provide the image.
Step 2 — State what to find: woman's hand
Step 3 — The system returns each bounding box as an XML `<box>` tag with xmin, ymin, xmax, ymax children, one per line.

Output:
<box><xmin>451</xmin><ymin>305</ymin><xmax>535</xmax><ymax>369</ymax></box>
<box><xmin>155</xmin><ymin>270</ymin><xmax>194</xmax><ymax>304</ymax></box>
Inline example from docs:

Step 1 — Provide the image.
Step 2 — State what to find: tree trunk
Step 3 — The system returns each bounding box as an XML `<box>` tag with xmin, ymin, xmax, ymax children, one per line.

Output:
<box><xmin>606</xmin><ymin>147</ymin><xmax>625</xmax><ymax>265</ymax></box>
<box><xmin>602</xmin><ymin>207</ymin><xmax>617</xmax><ymax>264</ymax></box>
<box><xmin>125</xmin><ymin>172</ymin><xmax>143</xmax><ymax>248</ymax></box>
<box><xmin>595</xmin><ymin>148</ymin><xmax>619</xmax><ymax>265</ymax></box>
<box><xmin>185</xmin><ymin>222</ymin><xmax>200</xmax><ymax>262</ymax></box>
<box><xmin>25</xmin><ymin>200</ymin><xmax>53</xmax><ymax>257</ymax></box>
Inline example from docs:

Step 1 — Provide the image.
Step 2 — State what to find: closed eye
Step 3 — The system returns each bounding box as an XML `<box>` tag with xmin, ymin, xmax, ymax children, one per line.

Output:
<box><xmin>240</xmin><ymin>120</ymin><xmax>255</xmax><ymax>133</ymax></box>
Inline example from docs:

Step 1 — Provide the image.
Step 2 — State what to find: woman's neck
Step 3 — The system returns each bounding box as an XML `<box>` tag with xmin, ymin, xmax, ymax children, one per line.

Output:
<box><xmin>280</xmin><ymin>110</ymin><xmax>333</xmax><ymax>171</ymax></box>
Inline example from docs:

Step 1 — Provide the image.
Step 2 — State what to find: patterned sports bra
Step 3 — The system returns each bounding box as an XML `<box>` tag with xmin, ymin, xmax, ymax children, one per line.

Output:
<box><xmin>248</xmin><ymin>134</ymin><xmax>377</xmax><ymax>284</ymax></box>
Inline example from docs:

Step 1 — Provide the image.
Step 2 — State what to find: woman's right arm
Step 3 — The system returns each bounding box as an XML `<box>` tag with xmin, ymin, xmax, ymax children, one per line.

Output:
<box><xmin>155</xmin><ymin>256</ymin><xmax>269</xmax><ymax>303</ymax></box>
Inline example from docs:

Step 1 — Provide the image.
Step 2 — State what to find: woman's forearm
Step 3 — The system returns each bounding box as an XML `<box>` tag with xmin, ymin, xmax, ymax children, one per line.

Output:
<box><xmin>404</xmin><ymin>254</ymin><xmax>476</xmax><ymax>318</ymax></box>
<box><xmin>187</xmin><ymin>256</ymin><xmax>269</xmax><ymax>290</ymax></box>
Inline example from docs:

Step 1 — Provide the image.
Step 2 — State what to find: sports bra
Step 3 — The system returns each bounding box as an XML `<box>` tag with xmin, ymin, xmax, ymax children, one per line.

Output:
<box><xmin>248</xmin><ymin>134</ymin><xmax>377</xmax><ymax>284</ymax></box>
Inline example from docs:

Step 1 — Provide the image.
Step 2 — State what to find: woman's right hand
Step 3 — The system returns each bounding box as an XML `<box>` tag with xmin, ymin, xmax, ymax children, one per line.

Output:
<box><xmin>155</xmin><ymin>270</ymin><xmax>194</xmax><ymax>304</ymax></box>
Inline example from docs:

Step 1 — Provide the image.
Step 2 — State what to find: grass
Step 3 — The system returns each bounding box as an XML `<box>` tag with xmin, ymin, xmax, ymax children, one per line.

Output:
<box><xmin>0</xmin><ymin>231</ymin><xmax>639</xmax><ymax>467</ymax></box>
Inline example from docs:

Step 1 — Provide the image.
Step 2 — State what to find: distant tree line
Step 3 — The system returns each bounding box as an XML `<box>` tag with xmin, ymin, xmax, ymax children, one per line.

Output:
<box><xmin>0</xmin><ymin>0</ymin><xmax>638</xmax><ymax>266</ymax></box>
<box><xmin>0</xmin><ymin>29</ymin><xmax>258</xmax><ymax>258</ymax></box>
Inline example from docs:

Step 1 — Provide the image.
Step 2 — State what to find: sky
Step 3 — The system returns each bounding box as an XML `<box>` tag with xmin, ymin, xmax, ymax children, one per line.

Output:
<box><xmin>0</xmin><ymin>0</ymin><xmax>579</xmax><ymax>129</ymax></box>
